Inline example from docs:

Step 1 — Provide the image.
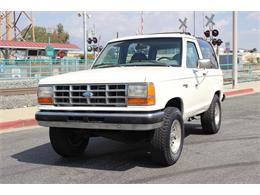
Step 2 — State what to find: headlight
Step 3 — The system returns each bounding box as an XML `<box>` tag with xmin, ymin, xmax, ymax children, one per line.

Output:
<box><xmin>37</xmin><ymin>86</ymin><xmax>53</xmax><ymax>105</ymax></box>
<box><xmin>127</xmin><ymin>83</ymin><xmax>155</xmax><ymax>105</ymax></box>
<box><xmin>128</xmin><ymin>84</ymin><xmax>147</xmax><ymax>98</ymax></box>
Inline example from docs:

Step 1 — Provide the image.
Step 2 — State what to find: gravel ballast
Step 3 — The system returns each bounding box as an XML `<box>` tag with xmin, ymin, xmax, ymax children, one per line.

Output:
<box><xmin>0</xmin><ymin>79</ymin><xmax>39</xmax><ymax>109</ymax></box>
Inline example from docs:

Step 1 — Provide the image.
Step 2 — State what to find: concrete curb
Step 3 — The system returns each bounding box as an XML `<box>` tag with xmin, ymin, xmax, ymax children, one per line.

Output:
<box><xmin>224</xmin><ymin>88</ymin><xmax>254</xmax><ymax>97</ymax></box>
<box><xmin>0</xmin><ymin>119</ymin><xmax>37</xmax><ymax>131</ymax></box>
<box><xmin>0</xmin><ymin>87</ymin><xmax>256</xmax><ymax>131</ymax></box>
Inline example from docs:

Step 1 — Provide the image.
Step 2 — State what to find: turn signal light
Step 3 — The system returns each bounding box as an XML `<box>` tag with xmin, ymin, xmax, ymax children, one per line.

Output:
<box><xmin>38</xmin><ymin>97</ymin><xmax>53</xmax><ymax>105</ymax></box>
<box><xmin>128</xmin><ymin>97</ymin><xmax>155</xmax><ymax>105</ymax></box>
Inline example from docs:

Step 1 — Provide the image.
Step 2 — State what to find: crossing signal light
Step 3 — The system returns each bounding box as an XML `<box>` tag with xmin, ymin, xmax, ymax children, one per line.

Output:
<box><xmin>87</xmin><ymin>46</ymin><xmax>92</xmax><ymax>52</ymax></box>
<box><xmin>204</xmin><ymin>30</ymin><xmax>210</xmax><ymax>38</ymax></box>
<box><xmin>87</xmin><ymin>38</ymin><xmax>92</xmax><ymax>44</ymax></box>
<box><xmin>216</xmin><ymin>39</ymin><xmax>223</xmax><ymax>46</ymax></box>
<box><xmin>212</xmin><ymin>38</ymin><xmax>217</xmax><ymax>46</ymax></box>
<box><xmin>212</xmin><ymin>29</ymin><xmax>219</xmax><ymax>37</ymax></box>
<box><xmin>93</xmin><ymin>37</ymin><xmax>98</xmax><ymax>44</ymax></box>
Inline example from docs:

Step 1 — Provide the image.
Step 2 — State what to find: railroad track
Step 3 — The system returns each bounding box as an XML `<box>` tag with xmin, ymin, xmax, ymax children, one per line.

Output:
<box><xmin>0</xmin><ymin>87</ymin><xmax>37</xmax><ymax>96</ymax></box>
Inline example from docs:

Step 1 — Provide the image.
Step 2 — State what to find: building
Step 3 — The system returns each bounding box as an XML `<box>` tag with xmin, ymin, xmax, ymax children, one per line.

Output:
<box><xmin>0</xmin><ymin>40</ymin><xmax>80</xmax><ymax>59</ymax></box>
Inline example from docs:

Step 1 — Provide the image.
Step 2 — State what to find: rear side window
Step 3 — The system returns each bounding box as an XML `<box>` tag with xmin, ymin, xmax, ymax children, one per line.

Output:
<box><xmin>198</xmin><ymin>39</ymin><xmax>218</xmax><ymax>68</ymax></box>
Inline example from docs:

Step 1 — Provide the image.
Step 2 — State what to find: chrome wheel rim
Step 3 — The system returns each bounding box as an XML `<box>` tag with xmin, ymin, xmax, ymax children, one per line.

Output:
<box><xmin>170</xmin><ymin>120</ymin><xmax>182</xmax><ymax>154</ymax></box>
<box><xmin>214</xmin><ymin>103</ymin><xmax>220</xmax><ymax>126</ymax></box>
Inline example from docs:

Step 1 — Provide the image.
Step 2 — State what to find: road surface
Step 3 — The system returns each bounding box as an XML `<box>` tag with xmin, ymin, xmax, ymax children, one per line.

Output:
<box><xmin>0</xmin><ymin>93</ymin><xmax>260</xmax><ymax>183</ymax></box>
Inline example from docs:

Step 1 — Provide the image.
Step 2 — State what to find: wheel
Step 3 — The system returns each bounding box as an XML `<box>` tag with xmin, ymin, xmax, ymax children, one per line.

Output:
<box><xmin>49</xmin><ymin>127</ymin><xmax>89</xmax><ymax>157</ymax></box>
<box><xmin>200</xmin><ymin>94</ymin><xmax>222</xmax><ymax>134</ymax></box>
<box><xmin>150</xmin><ymin>107</ymin><xmax>184</xmax><ymax>166</ymax></box>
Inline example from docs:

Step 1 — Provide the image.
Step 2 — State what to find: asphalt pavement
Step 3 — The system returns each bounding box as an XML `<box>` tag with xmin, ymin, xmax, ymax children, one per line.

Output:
<box><xmin>0</xmin><ymin>93</ymin><xmax>260</xmax><ymax>183</ymax></box>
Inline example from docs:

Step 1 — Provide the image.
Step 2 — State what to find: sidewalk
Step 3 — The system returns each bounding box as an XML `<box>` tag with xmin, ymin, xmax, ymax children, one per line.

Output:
<box><xmin>224</xmin><ymin>80</ymin><xmax>260</xmax><ymax>96</ymax></box>
<box><xmin>1</xmin><ymin>81</ymin><xmax>260</xmax><ymax>131</ymax></box>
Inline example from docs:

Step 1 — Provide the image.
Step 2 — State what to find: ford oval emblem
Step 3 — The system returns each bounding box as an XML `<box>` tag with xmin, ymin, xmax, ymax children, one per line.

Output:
<box><xmin>82</xmin><ymin>91</ymin><xmax>93</xmax><ymax>97</ymax></box>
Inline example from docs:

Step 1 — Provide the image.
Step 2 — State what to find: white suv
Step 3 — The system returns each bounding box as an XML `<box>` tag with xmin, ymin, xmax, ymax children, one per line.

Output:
<box><xmin>36</xmin><ymin>33</ymin><xmax>224</xmax><ymax>166</ymax></box>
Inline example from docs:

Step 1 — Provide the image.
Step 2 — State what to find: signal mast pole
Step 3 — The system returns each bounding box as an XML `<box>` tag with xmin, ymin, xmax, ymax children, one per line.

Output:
<box><xmin>232</xmin><ymin>11</ymin><xmax>238</xmax><ymax>88</ymax></box>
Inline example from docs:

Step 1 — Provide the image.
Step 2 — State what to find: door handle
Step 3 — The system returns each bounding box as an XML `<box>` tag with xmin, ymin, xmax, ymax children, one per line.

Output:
<box><xmin>183</xmin><ymin>84</ymin><xmax>188</xmax><ymax>88</ymax></box>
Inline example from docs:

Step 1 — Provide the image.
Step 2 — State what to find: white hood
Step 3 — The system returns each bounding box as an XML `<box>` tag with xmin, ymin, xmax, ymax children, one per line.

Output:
<box><xmin>39</xmin><ymin>66</ymin><xmax>186</xmax><ymax>85</ymax></box>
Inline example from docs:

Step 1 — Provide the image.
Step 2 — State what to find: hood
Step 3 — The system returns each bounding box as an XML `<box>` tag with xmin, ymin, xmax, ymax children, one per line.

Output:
<box><xmin>39</xmin><ymin>66</ymin><xmax>185</xmax><ymax>85</ymax></box>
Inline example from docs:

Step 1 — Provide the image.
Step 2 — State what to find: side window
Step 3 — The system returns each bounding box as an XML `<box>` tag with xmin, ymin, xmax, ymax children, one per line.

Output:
<box><xmin>198</xmin><ymin>39</ymin><xmax>218</xmax><ymax>68</ymax></box>
<box><xmin>186</xmin><ymin>42</ymin><xmax>199</xmax><ymax>68</ymax></box>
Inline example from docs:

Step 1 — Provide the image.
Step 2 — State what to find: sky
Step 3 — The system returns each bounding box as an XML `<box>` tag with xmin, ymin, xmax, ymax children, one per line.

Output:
<box><xmin>29</xmin><ymin>11</ymin><xmax>260</xmax><ymax>50</ymax></box>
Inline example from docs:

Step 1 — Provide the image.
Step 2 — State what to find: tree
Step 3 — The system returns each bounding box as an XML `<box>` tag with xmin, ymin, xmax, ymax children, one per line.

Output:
<box><xmin>21</xmin><ymin>23</ymin><xmax>69</xmax><ymax>43</ymax></box>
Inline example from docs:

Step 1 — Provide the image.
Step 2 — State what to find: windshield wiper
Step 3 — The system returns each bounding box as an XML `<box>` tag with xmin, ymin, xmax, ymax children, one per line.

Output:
<box><xmin>93</xmin><ymin>64</ymin><xmax>122</xmax><ymax>69</ymax></box>
<box><xmin>125</xmin><ymin>63</ymin><xmax>171</xmax><ymax>67</ymax></box>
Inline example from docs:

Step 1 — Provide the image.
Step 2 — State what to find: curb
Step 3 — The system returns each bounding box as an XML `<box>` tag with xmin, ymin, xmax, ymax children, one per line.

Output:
<box><xmin>224</xmin><ymin>88</ymin><xmax>254</xmax><ymax>97</ymax></box>
<box><xmin>0</xmin><ymin>119</ymin><xmax>37</xmax><ymax>131</ymax></box>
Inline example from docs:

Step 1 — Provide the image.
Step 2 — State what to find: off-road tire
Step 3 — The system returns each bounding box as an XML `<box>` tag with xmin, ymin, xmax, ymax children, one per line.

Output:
<box><xmin>150</xmin><ymin>107</ymin><xmax>184</xmax><ymax>166</ymax></box>
<box><xmin>201</xmin><ymin>94</ymin><xmax>222</xmax><ymax>134</ymax></box>
<box><xmin>49</xmin><ymin>127</ymin><xmax>89</xmax><ymax>157</ymax></box>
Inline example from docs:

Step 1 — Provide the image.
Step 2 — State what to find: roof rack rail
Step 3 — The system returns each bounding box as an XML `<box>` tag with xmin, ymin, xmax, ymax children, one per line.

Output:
<box><xmin>150</xmin><ymin>32</ymin><xmax>192</xmax><ymax>36</ymax></box>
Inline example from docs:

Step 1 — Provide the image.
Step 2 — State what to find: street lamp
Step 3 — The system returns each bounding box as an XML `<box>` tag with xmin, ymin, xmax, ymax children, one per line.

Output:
<box><xmin>78</xmin><ymin>11</ymin><xmax>91</xmax><ymax>63</ymax></box>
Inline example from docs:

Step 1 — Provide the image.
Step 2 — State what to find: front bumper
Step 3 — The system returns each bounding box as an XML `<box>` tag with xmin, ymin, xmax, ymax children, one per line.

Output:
<box><xmin>35</xmin><ymin>110</ymin><xmax>164</xmax><ymax>131</ymax></box>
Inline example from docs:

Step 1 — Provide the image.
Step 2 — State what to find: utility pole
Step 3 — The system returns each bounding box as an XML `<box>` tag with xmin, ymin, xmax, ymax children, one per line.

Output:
<box><xmin>193</xmin><ymin>11</ymin><xmax>196</xmax><ymax>36</ymax></box>
<box><xmin>0</xmin><ymin>12</ymin><xmax>2</xmax><ymax>40</ymax></box>
<box><xmin>232</xmin><ymin>11</ymin><xmax>238</xmax><ymax>88</ymax></box>
<box><xmin>83</xmin><ymin>11</ymin><xmax>87</xmax><ymax>61</ymax></box>
<box><xmin>31</xmin><ymin>12</ymin><xmax>35</xmax><ymax>42</ymax></box>
<box><xmin>5</xmin><ymin>11</ymin><xmax>11</xmax><ymax>41</ymax></box>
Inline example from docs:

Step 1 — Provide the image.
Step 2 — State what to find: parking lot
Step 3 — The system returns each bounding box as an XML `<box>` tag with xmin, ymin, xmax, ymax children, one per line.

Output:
<box><xmin>0</xmin><ymin>93</ymin><xmax>259</xmax><ymax>183</ymax></box>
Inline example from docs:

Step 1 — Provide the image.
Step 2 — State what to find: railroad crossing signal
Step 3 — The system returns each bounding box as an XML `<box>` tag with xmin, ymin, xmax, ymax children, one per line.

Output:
<box><xmin>205</xmin><ymin>14</ymin><xmax>215</xmax><ymax>28</ymax></box>
<box><xmin>178</xmin><ymin>17</ymin><xmax>188</xmax><ymax>32</ymax></box>
<box><xmin>204</xmin><ymin>14</ymin><xmax>222</xmax><ymax>48</ymax></box>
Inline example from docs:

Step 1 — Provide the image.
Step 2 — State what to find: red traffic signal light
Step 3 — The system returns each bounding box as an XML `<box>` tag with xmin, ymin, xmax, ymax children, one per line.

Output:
<box><xmin>212</xmin><ymin>29</ymin><xmax>219</xmax><ymax>37</ymax></box>
<box><xmin>204</xmin><ymin>30</ymin><xmax>210</xmax><ymax>38</ymax></box>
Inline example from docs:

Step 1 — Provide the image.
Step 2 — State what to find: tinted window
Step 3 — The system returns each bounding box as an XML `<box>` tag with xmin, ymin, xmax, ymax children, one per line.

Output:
<box><xmin>186</xmin><ymin>42</ymin><xmax>199</xmax><ymax>68</ymax></box>
<box><xmin>198</xmin><ymin>39</ymin><xmax>218</xmax><ymax>68</ymax></box>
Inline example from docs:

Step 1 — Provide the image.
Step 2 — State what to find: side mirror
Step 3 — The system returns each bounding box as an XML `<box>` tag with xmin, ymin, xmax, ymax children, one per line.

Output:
<box><xmin>198</xmin><ymin>59</ymin><xmax>212</xmax><ymax>69</ymax></box>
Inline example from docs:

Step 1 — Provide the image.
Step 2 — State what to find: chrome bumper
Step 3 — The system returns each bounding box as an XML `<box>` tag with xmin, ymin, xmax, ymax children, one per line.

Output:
<box><xmin>36</xmin><ymin>111</ymin><xmax>164</xmax><ymax>131</ymax></box>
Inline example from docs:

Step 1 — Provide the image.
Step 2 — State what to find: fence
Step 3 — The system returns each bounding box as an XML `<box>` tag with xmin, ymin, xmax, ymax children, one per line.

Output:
<box><xmin>0</xmin><ymin>59</ymin><xmax>93</xmax><ymax>80</ymax></box>
<box><xmin>0</xmin><ymin>59</ymin><xmax>260</xmax><ymax>84</ymax></box>
<box><xmin>220</xmin><ymin>63</ymin><xmax>260</xmax><ymax>84</ymax></box>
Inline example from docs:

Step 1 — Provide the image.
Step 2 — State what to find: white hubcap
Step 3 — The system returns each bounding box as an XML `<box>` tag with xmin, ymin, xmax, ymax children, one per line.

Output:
<box><xmin>170</xmin><ymin>120</ymin><xmax>182</xmax><ymax>153</ymax></box>
<box><xmin>214</xmin><ymin>103</ymin><xmax>220</xmax><ymax>126</ymax></box>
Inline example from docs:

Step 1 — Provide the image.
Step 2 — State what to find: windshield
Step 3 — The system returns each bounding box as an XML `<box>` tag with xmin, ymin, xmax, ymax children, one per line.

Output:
<box><xmin>93</xmin><ymin>38</ymin><xmax>182</xmax><ymax>69</ymax></box>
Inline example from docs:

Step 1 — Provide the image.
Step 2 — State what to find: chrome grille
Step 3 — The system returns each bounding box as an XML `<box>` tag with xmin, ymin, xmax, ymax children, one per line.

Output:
<box><xmin>53</xmin><ymin>84</ymin><xmax>127</xmax><ymax>107</ymax></box>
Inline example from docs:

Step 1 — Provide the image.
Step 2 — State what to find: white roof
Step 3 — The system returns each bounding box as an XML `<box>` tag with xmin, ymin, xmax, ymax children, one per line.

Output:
<box><xmin>108</xmin><ymin>32</ymin><xmax>196</xmax><ymax>43</ymax></box>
